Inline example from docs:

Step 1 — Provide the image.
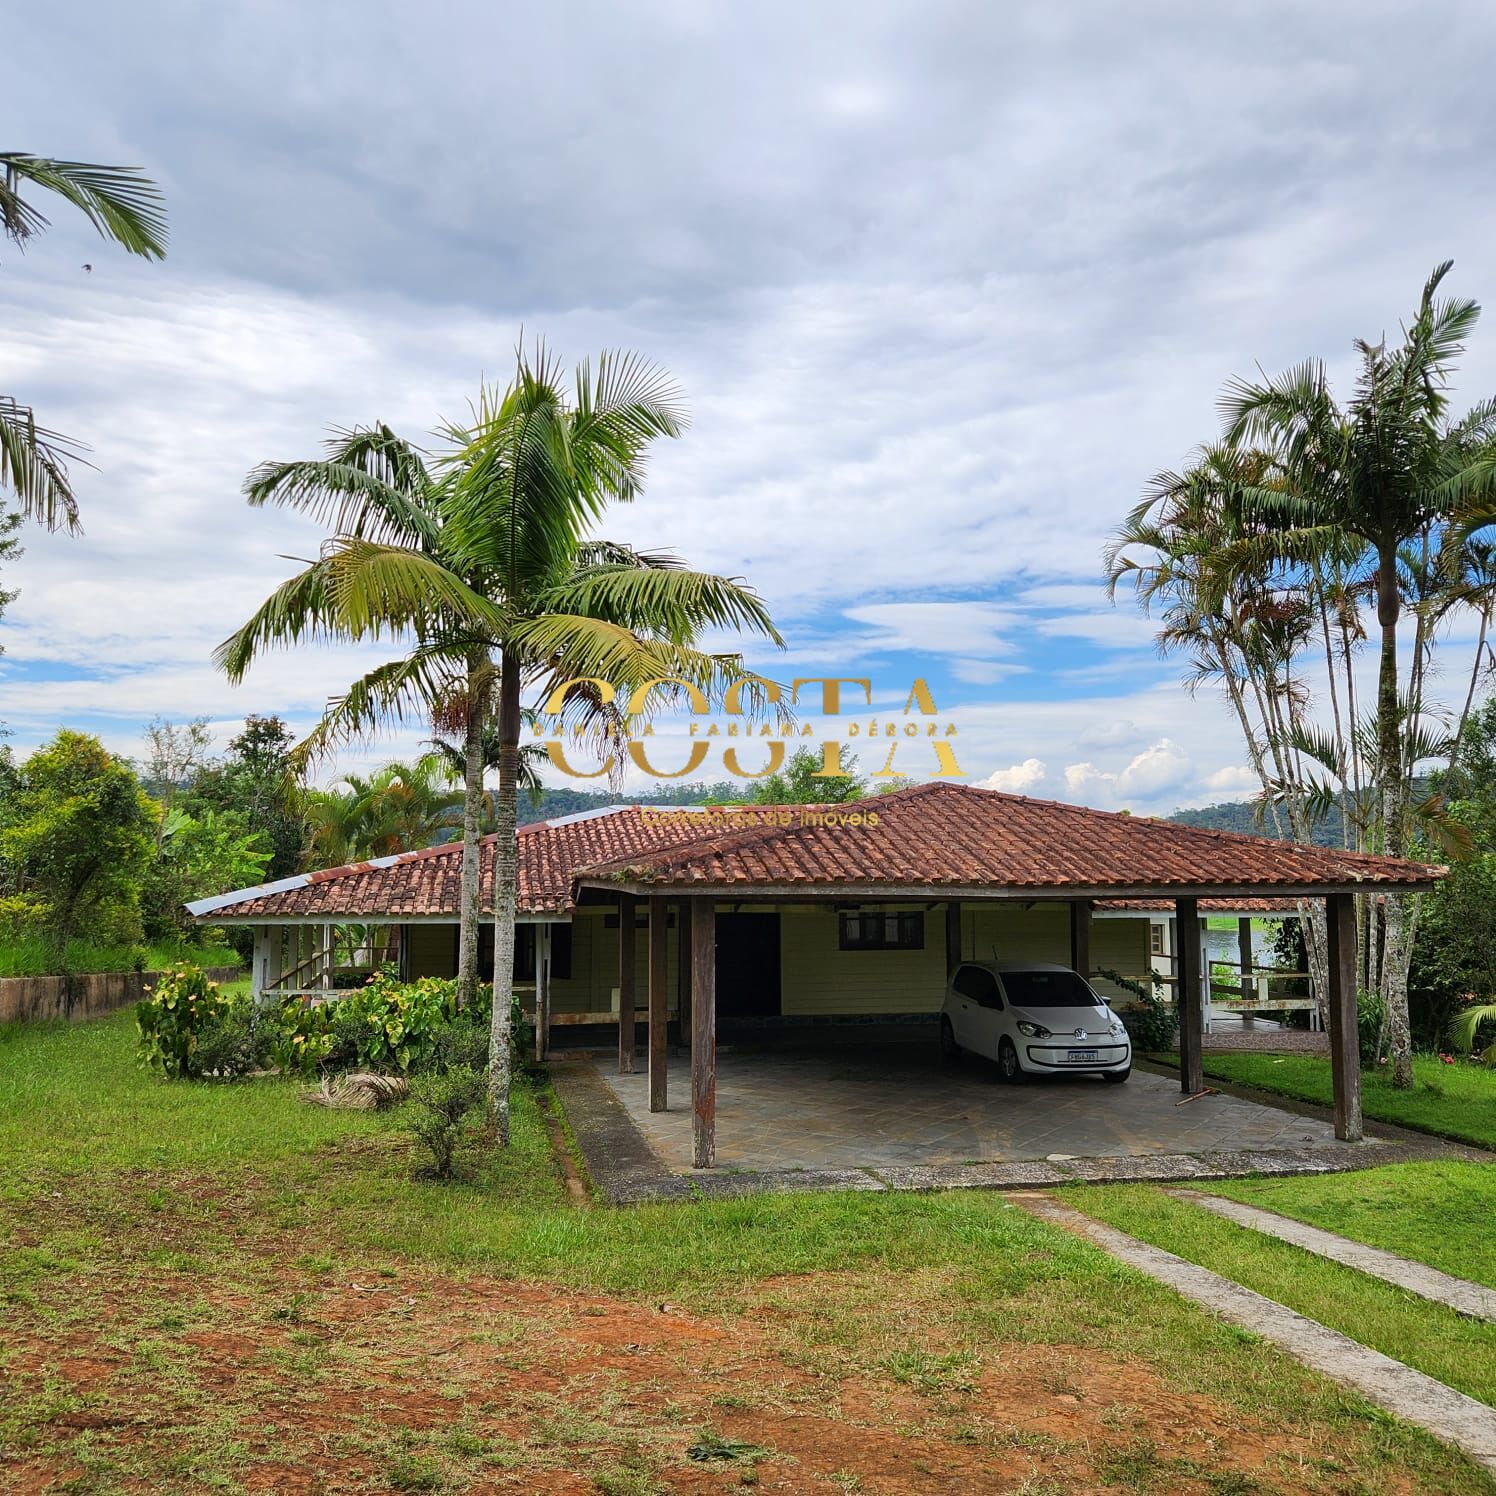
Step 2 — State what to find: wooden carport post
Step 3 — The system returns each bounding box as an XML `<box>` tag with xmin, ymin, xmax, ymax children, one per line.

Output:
<box><xmin>676</xmin><ymin>900</ymin><xmax>692</xmax><ymax>1041</ymax></box>
<box><xmin>1070</xmin><ymin>900</ymin><xmax>1092</xmax><ymax>979</ymax></box>
<box><xmin>617</xmin><ymin>894</ymin><xmax>637</xmax><ymax>1074</ymax></box>
<box><xmin>691</xmin><ymin>898</ymin><xmax>716</xmax><ymax>1168</ymax></box>
<box><xmin>1325</xmin><ymin>891</ymin><xmax>1363</xmax><ymax>1141</ymax></box>
<box><xmin>1175</xmin><ymin>895</ymin><xmax>1204</xmax><ymax>1094</ymax></box>
<box><xmin>1238</xmin><ymin>917</ymin><xmax>1254</xmax><ymax>1004</ymax></box>
<box><xmin>944</xmin><ymin>900</ymin><xmax>962</xmax><ymax>974</ymax></box>
<box><xmin>648</xmin><ymin>896</ymin><xmax>669</xmax><ymax>1111</ymax></box>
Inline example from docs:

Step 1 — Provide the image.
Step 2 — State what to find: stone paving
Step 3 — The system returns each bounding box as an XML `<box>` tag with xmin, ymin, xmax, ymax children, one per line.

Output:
<box><xmin>598</xmin><ymin>1038</ymin><xmax>1346</xmax><ymax>1172</ymax></box>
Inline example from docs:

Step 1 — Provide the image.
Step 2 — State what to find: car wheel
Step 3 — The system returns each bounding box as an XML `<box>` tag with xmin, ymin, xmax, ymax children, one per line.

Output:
<box><xmin>940</xmin><ymin>1015</ymin><xmax>960</xmax><ymax>1062</ymax></box>
<box><xmin>1103</xmin><ymin>1067</ymin><xmax>1131</xmax><ymax>1084</ymax></box>
<box><xmin>997</xmin><ymin>1038</ymin><xmax>1024</xmax><ymax>1084</ymax></box>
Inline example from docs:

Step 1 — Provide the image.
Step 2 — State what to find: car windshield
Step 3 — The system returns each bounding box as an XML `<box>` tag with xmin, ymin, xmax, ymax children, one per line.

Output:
<box><xmin>1000</xmin><ymin>970</ymin><xmax>1101</xmax><ymax>1008</ymax></box>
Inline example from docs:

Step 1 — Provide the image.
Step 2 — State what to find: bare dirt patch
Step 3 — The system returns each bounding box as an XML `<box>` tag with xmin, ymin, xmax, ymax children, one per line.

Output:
<box><xmin>3</xmin><ymin>1247</ymin><xmax>1375</xmax><ymax>1495</ymax></box>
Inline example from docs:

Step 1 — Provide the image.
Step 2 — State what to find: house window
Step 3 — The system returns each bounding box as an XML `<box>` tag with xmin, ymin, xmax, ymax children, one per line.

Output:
<box><xmin>1149</xmin><ymin>925</ymin><xmax>1164</xmax><ymax>956</ymax></box>
<box><xmin>838</xmin><ymin>910</ymin><xmax>925</xmax><ymax>951</ymax></box>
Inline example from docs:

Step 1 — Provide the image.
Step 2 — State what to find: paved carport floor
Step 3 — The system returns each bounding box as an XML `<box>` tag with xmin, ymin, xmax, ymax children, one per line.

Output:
<box><xmin>597</xmin><ymin>1039</ymin><xmax>1348</xmax><ymax>1173</ymax></box>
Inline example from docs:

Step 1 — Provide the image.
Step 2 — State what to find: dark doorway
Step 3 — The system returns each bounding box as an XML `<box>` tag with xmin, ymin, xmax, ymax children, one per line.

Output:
<box><xmin>716</xmin><ymin>911</ymin><xmax>781</xmax><ymax>1018</ymax></box>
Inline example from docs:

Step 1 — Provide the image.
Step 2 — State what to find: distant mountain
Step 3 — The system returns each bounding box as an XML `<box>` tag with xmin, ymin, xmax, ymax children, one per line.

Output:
<box><xmin>1168</xmin><ymin>799</ymin><xmax>1346</xmax><ymax>848</ymax></box>
<box><xmin>515</xmin><ymin>780</ymin><xmax>742</xmax><ymax>826</ymax></box>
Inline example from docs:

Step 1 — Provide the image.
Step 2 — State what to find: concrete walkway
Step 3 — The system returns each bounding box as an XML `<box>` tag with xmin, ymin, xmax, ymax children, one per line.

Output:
<box><xmin>1172</xmin><ymin>1190</ymin><xmax>1496</xmax><ymax>1322</ymax></box>
<box><xmin>1016</xmin><ymin>1192</ymin><xmax>1496</xmax><ymax>1477</ymax></box>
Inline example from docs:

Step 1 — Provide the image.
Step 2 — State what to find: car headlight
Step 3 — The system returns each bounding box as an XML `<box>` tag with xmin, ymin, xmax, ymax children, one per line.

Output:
<box><xmin>1109</xmin><ymin>1021</ymin><xmax>1126</xmax><ymax>1039</ymax></box>
<box><xmin>1016</xmin><ymin>1020</ymin><xmax>1051</xmax><ymax>1038</ymax></box>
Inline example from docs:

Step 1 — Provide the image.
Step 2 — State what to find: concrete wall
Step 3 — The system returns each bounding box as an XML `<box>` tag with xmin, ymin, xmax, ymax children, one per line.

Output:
<box><xmin>0</xmin><ymin>964</ymin><xmax>244</xmax><ymax>1025</ymax></box>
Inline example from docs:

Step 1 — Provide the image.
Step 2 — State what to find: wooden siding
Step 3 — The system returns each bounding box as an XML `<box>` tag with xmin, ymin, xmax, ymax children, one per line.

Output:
<box><xmin>778</xmin><ymin>905</ymin><xmax>949</xmax><ymax>1016</ymax></box>
<box><xmin>965</xmin><ymin>902</ymin><xmax>1070</xmax><ymax>965</ymax></box>
<box><xmin>406</xmin><ymin>923</ymin><xmax>456</xmax><ymax>979</ymax></box>
<box><xmin>1090</xmin><ymin>918</ymin><xmax>1152</xmax><ymax>1001</ymax></box>
<box><xmin>551</xmin><ymin>908</ymin><xmax>681</xmax><ymax>1017</ymax></box>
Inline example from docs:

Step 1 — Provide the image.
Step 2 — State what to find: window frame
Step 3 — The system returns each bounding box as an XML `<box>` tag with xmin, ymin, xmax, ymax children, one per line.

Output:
<box><xmin>837</xmin><ymin>909</ymin><xmax>925</xmax><ymax>952</ymax></box>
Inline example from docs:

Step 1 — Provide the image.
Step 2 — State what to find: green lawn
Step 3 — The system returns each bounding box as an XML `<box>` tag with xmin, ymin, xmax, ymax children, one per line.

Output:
<box><xmin>1205</xmin><ymin>1162</ymin><xmax>1496</xmax><ymax>1290</ymax></box>
<box><xmin>0</xmin><ymin>935</ymin><xmax>242</xmax><ymax>978</ymax></box>
<box><xmin>1062</xmin><ymin>1183</ymin><xmax>1496</xmax><ymax>1409</ymax></box>
<box><xmin>1183</xmin><ymin>1050</ymin><xmax>1496</xmax><ymax>1150</ymax></box>
<box><xmin>1</xmin><ymin>1012</ymin><xmax>1492</xmax><ymax>1493</ymax></box>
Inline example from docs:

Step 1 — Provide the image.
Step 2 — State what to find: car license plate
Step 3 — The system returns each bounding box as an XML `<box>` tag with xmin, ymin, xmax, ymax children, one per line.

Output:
<box><xmin>1067</xmin><ymin>1049</ymin><xmax>1099</xmax><ymax>1062</ymax></box>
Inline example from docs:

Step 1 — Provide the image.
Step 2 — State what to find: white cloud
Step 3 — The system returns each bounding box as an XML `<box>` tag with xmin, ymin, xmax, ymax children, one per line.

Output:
<box><xmin>841</xmin><ymin>602</ymin><xmax>1018</xmax><ymax>656</ymax></box>
<box><xmin>980</xmin><ymin>757</ymin><xmax>1049</xmax><ymax>793</ymax></box>
<box><xmin>1204</xmin><ymin>765</ymin><xmax>1262</xmax><ymax>796</ymax></box>
<box><xmin>1062</xmin><ymin>738</ymin><xmax>1193</xmax><ymax>809</ymax></box>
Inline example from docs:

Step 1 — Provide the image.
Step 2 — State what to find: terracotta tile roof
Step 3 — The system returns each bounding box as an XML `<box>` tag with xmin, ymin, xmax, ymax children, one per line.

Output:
<box><xmin>576</xmin><ymin>783</ymin><xmax>1443</xmax><ymax>897</ymax></box>
<box><xmin>190</xmin><ymin>805</ymin><xmax>724</xmax><ymax>921</ymax></box>
<box><xmin>193</xmin><ymin>783</ymin><xmax>1442</xmax><ymax>924</ymax></box>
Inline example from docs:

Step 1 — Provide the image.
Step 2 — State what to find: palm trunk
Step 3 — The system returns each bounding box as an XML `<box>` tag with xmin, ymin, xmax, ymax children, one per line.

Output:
<box><xmin>1452</xmin><ymin>605</ymin><xmax>1491</xmax><ymax>770</ymax></box>
<box><xmin>487</xmin><ymin>655</ymin><xmax>522</xmax><ymax>1144</ymax></box>
<box><xmin>1375</xmin><ymin>540</ymin><xmax>1413</xmax><ymax>1087</ymax></box>
<box><xmin>456</xmin><ymin>649</ymin><xmax>485</xmax><ymax>1009</ymax></box>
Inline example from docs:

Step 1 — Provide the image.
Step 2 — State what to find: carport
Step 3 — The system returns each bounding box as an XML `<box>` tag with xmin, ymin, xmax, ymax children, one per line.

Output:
<box><xmin>576</xmin><ymin>782</ymin><xmax>1443</xmax><ymax>1168</ymax></box>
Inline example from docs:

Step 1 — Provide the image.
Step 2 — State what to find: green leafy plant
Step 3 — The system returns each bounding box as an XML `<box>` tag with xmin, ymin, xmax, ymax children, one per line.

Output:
<box><xmin>1448</xmin><ymin>1001</ymin><xmax>1496</xmax><ymax>1065</ymax></box>
<box><xmin>1358</xmin><ymin>985</ymin><xmax>1388</xmax><ymax>1064</ymax></box>
<box><xmin>135</xmin><ymin>964</ymin><xmax>255</xmax><ymax>1079</ymax></box>
<box><xmin>315</xmin><ymin>967</ymin><xmax>515</xmax><ymax>1075</ymax></box>
<box><xmin>1096</xmin><ymin>967</ymin><xmax>1177</xmax><ymax>1051</ymax></box>
<box><xmin>403</xmin><ymin>1064</ymin><xmax>486</xmax><ymax>1179</ymax></box>
<box><xmin>341</xmin><ymin>969</ymin><xmax>462</xmax><ymax>1072</ymax></box>
<box><xmin>267</xmin><ymin>998</ymin><xmax>337</xmax><ymax>1077</ymax></box>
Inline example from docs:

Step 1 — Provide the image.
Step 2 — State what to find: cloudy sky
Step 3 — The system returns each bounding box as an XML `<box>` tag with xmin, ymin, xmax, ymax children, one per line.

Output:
<box><xmin>4</xmin><ymin>1</ymin><xmax>1496</xmax><ymax>814</ymax></box>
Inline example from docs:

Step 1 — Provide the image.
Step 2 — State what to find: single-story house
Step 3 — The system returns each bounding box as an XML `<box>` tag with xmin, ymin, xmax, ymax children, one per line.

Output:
<box><xmin>191</xmin><ymin>781</ymin><xmax>1442</xmax><ymax>1166</ymax></box>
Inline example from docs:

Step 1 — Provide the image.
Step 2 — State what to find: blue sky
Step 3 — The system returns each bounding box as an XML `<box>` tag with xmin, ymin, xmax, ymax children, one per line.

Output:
<box><xmin>4</xmin><ymin>2</ymin><xmax>1496</xmax><ymax>815</ymax></box>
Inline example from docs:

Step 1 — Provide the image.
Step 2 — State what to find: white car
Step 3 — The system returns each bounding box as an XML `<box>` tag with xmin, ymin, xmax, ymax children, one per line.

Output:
<box><xmin>940</xmin><ymin>959</ymin><xmax>1131</xmax><ymax>1083</ymax></box>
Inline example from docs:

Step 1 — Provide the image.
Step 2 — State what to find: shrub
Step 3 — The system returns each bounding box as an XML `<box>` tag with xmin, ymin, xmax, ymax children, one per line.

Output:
<box><xmin>267</xmin><ymin>998</ymin><xmax>337</xmax><ymax>1077</ymax></box>
<box><xmin>427</xmin><ymin>1018</ymin><xmax>490</xmax><ymax>1074</ymax></box>
<box><xmin>339</xmin><ymin>970</ymin><xmax>460</xmax><ymax>1072</ymax></box>
<box><xmin>1357</xmin><ymin>985</ymin><xmax>1387</xmax><ymax>1064</ymax></box>
<box><xmin>403</xmin><ymin>1065</ymin><xmax>486</xmax><ymax>1179</ymax></box>
<box><xmin>1097</xmin><ymin>967</ymin><xmax>1178</xmax><ymax>1052</ymax></box>
<box><xmin>136</xmin><ymin>964</ymin><xmax>261</xmax><ymax>1079</ymax></box>
<box><xmin>314</xmin><ymin>967</ymin><xmax>521</xmax><ymax>1075</ymax></box>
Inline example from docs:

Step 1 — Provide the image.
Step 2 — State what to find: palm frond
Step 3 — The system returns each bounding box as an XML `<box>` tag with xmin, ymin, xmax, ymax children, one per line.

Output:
<box><xmin>0</xmin><ymin>396</ymin><xmax>87</xmax><ymax>533</ymax></box>
<box><xmin>320</xmin><ymin>539</ymin><xmax>509</xmax><ymax>640</ymax></box>
<box><xmin>538</xmin><ymin>563</ymin><xmax>783</xmax><ymax>646</ymax></box>
<box><xmin>1447</xmin><ymin>1002</ymin><xmax>1496</xmax><ymax>1057</ymax></box>
<box><xmin>0</xmin><ymin>153</ymin><xmax>167</xmax><ymax>258</ymax></box>
<box><xmin>214</xmin><ymin>560</ymin><xmax>338</xmax><ymax>683</ymax></box>
<box><xmin>244</xmin><ymin>425</ymin><xmax>439</xmax><ymax>548</ymax></box>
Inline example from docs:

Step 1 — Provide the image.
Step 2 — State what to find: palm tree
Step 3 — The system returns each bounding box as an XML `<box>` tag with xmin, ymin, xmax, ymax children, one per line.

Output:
<box><xmin>1204</xmin><ymin>263</ymin><xmax>1496</xmax><ymax>1084</ymax></box>
<box><xmin>303</xmin><ymin>757</ymin><xmax>460</xmax><ymax>866</ymax></box>
<box><xmin>2</xmin><ymin>153</ymin><xmax>167</xmax><ymax>532</ymax></box>
<box><xmin>425</xmin><ymin>723</ymin><xmax>548</xmax><ymax>828</ymax></box>
<box><xmin>216</xmin><ymin>423</ymin><xmax>505</xmax><ymax>1009</ymax></box>
<box><xmin>222</xmin><ymin>348</ymin><xmax>784</xmax><ymax>1138</ymax></box>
